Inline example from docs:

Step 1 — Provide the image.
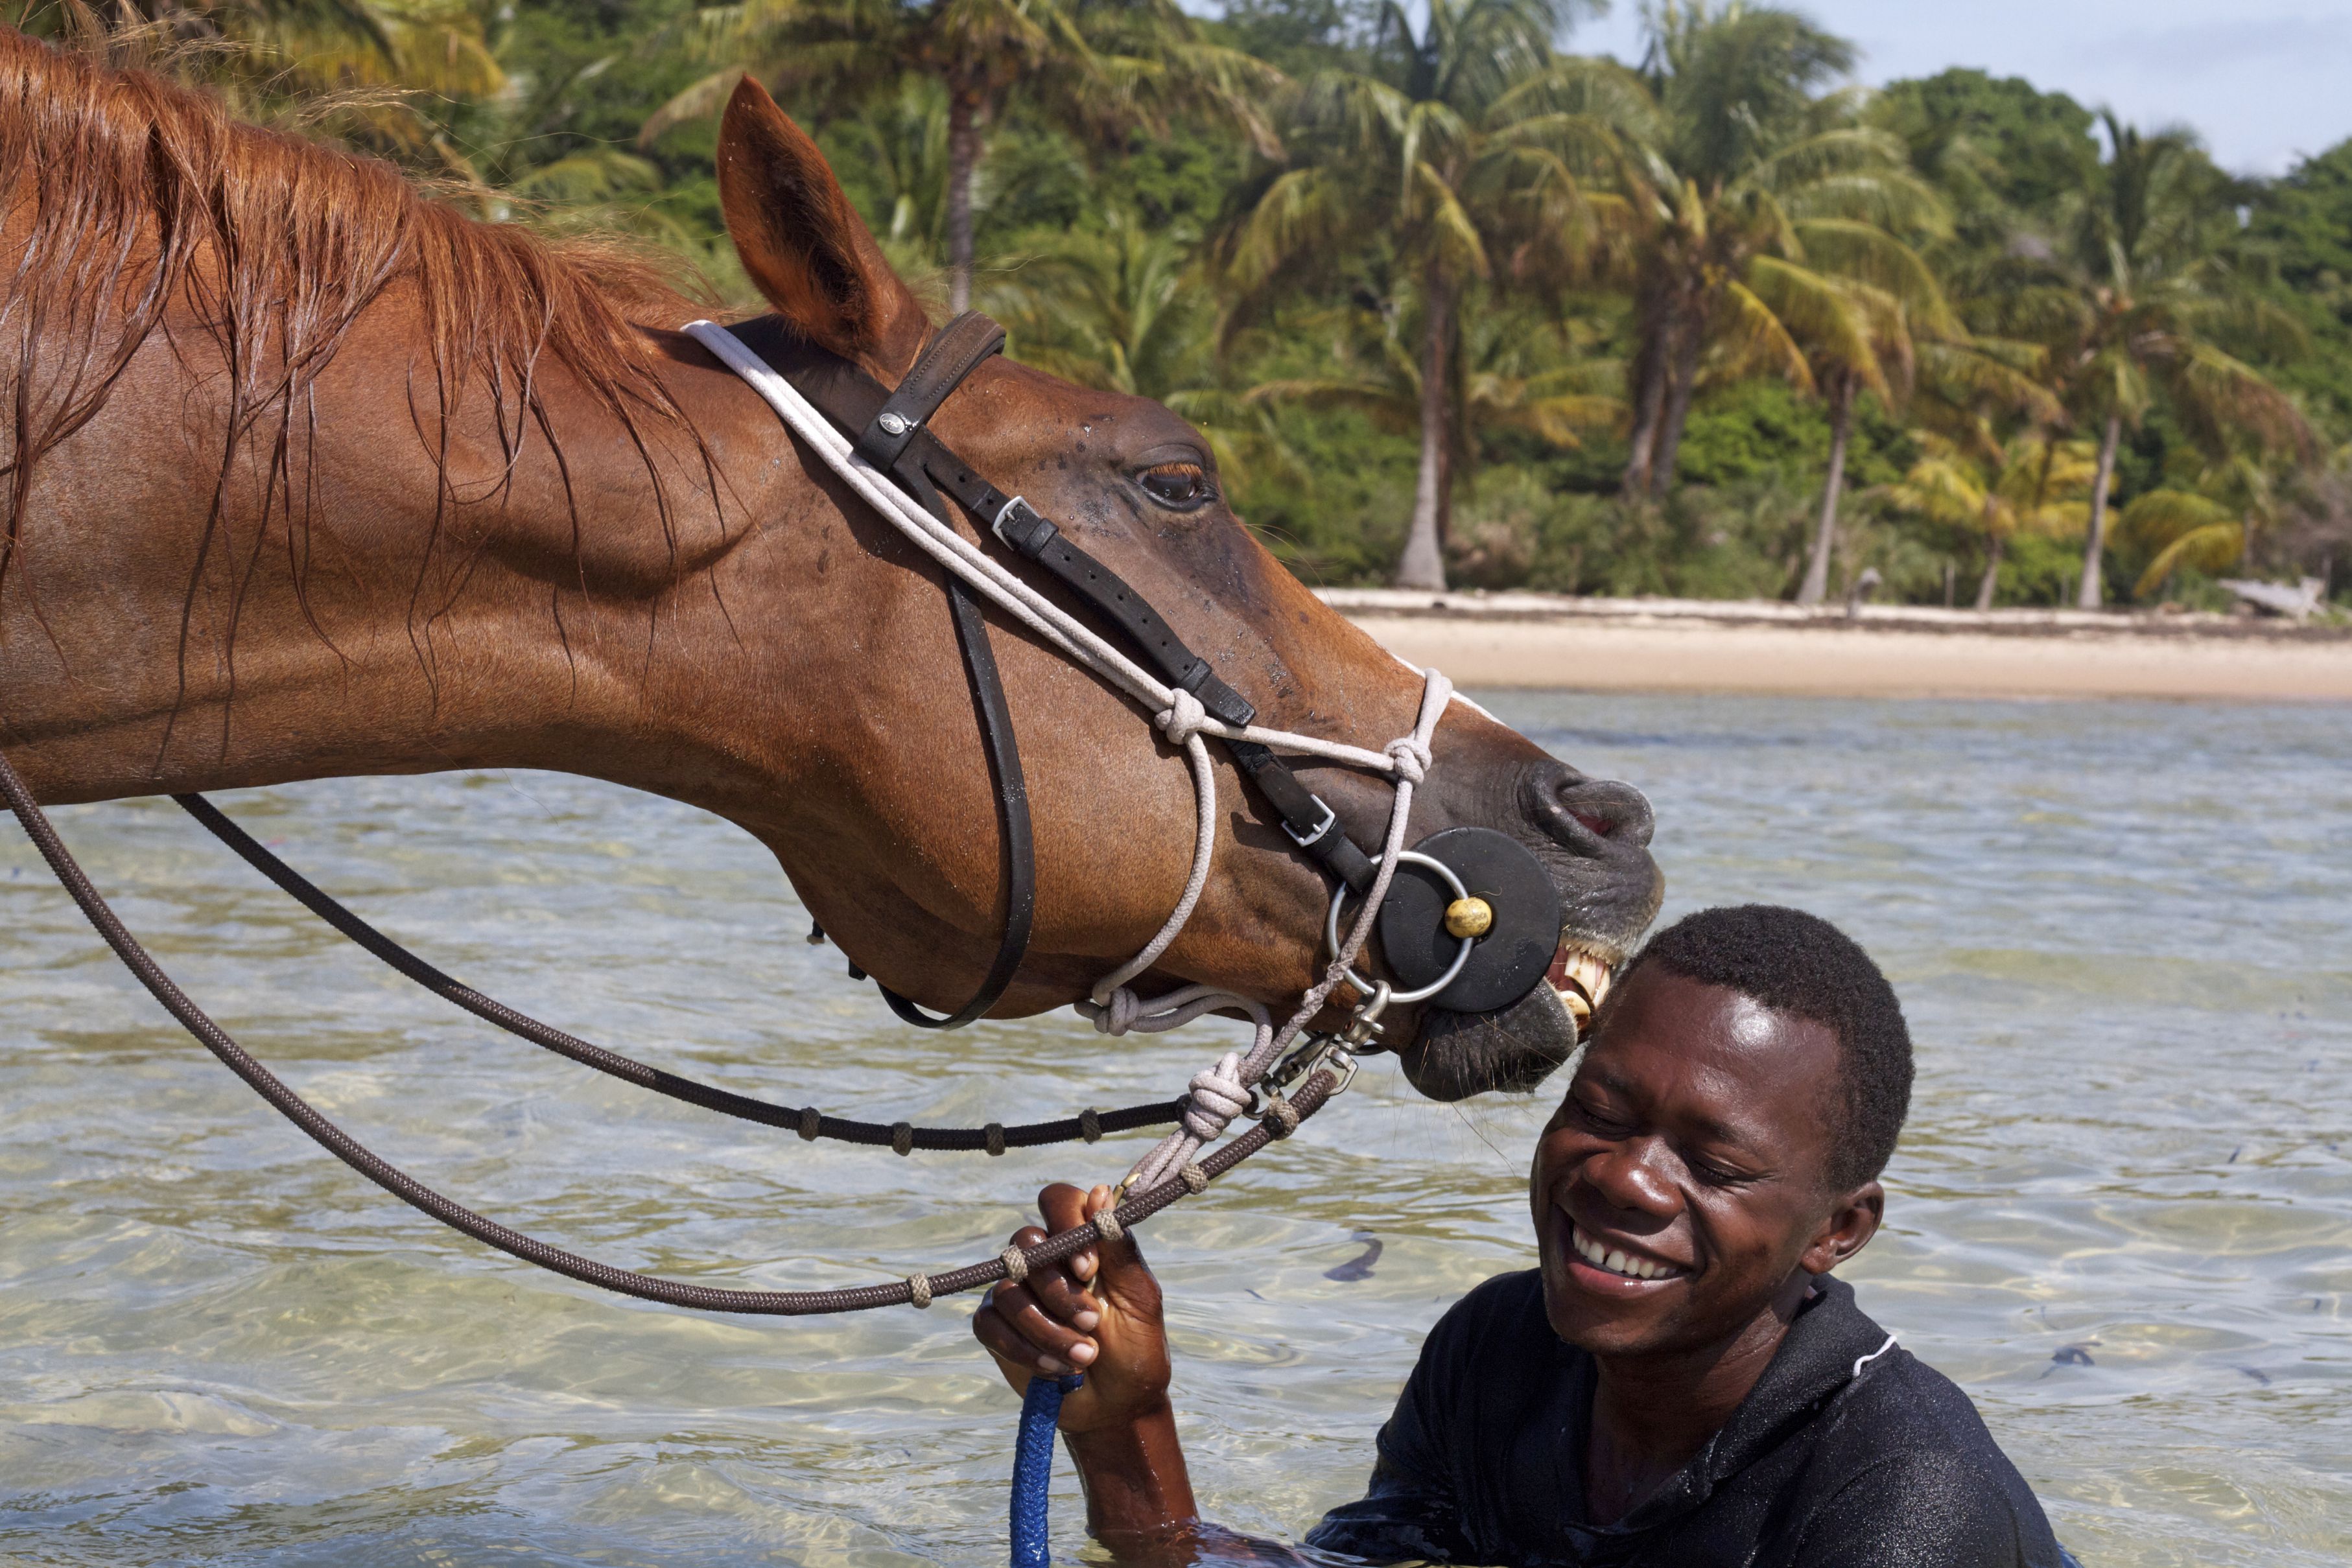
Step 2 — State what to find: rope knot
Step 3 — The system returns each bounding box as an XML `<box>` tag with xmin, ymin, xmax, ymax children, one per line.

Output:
<box><xmin>1000</xmin><ymin>1246</ymin><xmax>1029</xmax><ymax>1284</ymax></box>
<box><xmin>1263</xmin><ymin>1096</ymin><xmax>1301</xmax><ymax>1138</ymax></box>
<box><xmin>1092</xmin><ymin>1210</ymin><xmax>1125</xmax><ymax>1244</ymax></box>
<box><xmin>1155</xmin><ymin>687</ymin><xmax>1208</xmax><ymax>746</ymax></box>
<box><xmin>1087</xmin><ymin>986</ymin><xmax>1144</xmax><ymax>1036</ymax></box>
<box><xmin>1383</xmin><ymin>735</ymin><xmax>1432</xmax><ymax>784</ymax></box>
<box><xmin>906</xmin><ymin>1272</ymin><xmax>933</xmax><ymax>1309</ymax></box>
<box><xmin>1180</xmin><ymin>1051</ymin><xmax>1250</xmax><ymax>1143</ymax></box>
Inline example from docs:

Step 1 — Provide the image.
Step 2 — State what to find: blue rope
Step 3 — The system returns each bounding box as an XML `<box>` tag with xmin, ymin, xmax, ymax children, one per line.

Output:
<box><xmin>1010</xmin><ymin>1374</ymin><xmax>1082</xmax><ymax>1566</ymax></box>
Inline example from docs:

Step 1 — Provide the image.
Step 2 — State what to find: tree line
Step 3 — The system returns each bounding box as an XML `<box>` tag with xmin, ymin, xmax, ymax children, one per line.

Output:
<box><xmin>27</xmin><ymin>0</ymin><xmax>2352</xmax><ymax>610</ymax></box>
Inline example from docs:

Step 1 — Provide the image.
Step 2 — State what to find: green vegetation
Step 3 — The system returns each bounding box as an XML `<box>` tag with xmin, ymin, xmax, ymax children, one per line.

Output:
<box><xmin>27</xmin><ymin>0</ymin><xmax>2352</xmax><ymax>607</ymax></box>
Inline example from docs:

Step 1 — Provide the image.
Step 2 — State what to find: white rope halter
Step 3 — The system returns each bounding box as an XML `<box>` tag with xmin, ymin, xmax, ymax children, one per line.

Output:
<box><xmin>687</xmin><ymin>319</ymin><xmax>1456</xmax><ymax>1184</ymax></box>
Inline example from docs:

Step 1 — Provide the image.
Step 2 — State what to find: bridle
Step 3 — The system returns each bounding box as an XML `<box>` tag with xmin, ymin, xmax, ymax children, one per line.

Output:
<box><xmin>699</xmin><ymin>312</ymin><xmax>1400</xmax><ymax>1025</ymax></box>
<box><xmin>0</xmin><ymin>309</ymin><xmax>1555</xmax><ymax>1316</ymax></box>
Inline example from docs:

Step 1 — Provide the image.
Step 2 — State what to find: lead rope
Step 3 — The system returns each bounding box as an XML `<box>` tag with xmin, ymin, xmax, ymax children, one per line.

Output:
<box><xmin>0</xmin><ymin>333</ymin><xmax>1453</xmax><ymax>1320</ymax></box>
<box><xmin>0</xmin><ymin>737</ymin><xmax>1353</xmax><ymax>1315</ymax></box>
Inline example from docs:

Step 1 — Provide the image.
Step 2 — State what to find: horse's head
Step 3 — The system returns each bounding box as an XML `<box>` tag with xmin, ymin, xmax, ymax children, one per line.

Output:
<box><xmin>701</xmin><ymin>81</ymin><xmax>1662</xmax><ymax>1099</ymax></box>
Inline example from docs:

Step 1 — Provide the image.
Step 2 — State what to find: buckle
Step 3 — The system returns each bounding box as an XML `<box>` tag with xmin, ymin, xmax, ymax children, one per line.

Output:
<box><xmin>992</xmin><ymin>496</ymin><xmax>1056</xmax><ymax>556</ymax></box>
<box><xmin>1282</xmin><ymin>797</ymin><xmax>1337</xmax><ymax>849</ymax></box>
<box><xmin>1247</xmin><ymin>1035</ymin><xmax>1361</xmax><ymax>1119</ymax></box>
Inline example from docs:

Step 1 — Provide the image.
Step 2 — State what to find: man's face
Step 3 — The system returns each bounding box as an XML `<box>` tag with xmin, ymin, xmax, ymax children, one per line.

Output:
<box><xmin>1529</xmin><ymin>965</ymin><xmax>1881</xmax><ymax>1361</ymax></box>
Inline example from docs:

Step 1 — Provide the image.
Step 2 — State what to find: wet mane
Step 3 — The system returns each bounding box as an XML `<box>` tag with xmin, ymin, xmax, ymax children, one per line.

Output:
<box><xmin>0</xmin><ymin>25</ymin><xmax>696</xmax><ymax>582</ymax></box>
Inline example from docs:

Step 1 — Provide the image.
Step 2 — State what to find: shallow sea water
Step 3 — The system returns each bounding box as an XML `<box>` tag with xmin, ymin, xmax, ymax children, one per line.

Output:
<box><xmin>0</xmin><ymin>692</ymin><xmax>2345</xmax><ymax>1567</ymax></box>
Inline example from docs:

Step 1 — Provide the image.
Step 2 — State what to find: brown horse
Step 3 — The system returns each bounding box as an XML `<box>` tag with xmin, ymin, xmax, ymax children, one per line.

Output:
<box><xmin>0</xmin><ymin>29</ymin><xmax>1660</xmax><ymax>1101</ymax></box>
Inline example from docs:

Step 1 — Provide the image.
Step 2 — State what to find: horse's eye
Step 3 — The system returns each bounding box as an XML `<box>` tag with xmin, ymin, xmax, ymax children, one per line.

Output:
<box><xmin>1136</xmin><ymin>462</ymin><xmax>1214</xmax><ymax>509</ymax></box>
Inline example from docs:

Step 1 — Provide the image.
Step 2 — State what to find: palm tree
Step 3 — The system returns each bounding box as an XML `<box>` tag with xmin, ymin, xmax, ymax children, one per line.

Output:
<box><xmin>652</xmin><ymin>0</ymin><xmax>1278</xmax><ymax>310</ymax></box>
<box><xmin>1216</xmin><ymin>0</ymin><xmax>1622</xmax><ymax>589</ymax></box>
<box><xmin>1591</xmin><ymin>3</ymin><xmax>1949</xmax><ymax>504</ymax></box>
<box><xmin>1245</xmin><ymin>300</ymin><xmax>1619</xmax><ymax>562</ymax></box>
<box><xmin>1890</xmin><ymin>430</ymin><xmax>2100</xmax><ymax>609</ymax></box>
<box><xmin>989</xmin><ymin>209</ymin><xmax>1201</xmax><ymax>397</ymax></box>
<box><xmin>2010</xmin><ymin>112</ymin><xmax>2314</xmax><ymax>607</ymax></box>
<box><xmin>2117</xmin><ymin>454</ymin><xmax>2281</xmax><ymax>600</ymax></box>
<box><xmin>840</xmin><ymin>78</ymin><xmax>955</xmax><ymax>268</ymax></box>
<box><xmin>1782</xmin><ymin>309</ymin><xmax>2064</xmax><ymax>605</ymax></box>
<box><xmin>987</xmin><ymin>214</ymin><xmax>1296</xmax><ymax>487</ymax></box>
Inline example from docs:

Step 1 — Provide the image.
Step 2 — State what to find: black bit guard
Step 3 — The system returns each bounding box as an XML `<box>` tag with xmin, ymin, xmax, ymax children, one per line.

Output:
<box><xmin>1376</xmin><ymin>826</ymin><xmax>1563</xmax><ymax>1014</ymax></box>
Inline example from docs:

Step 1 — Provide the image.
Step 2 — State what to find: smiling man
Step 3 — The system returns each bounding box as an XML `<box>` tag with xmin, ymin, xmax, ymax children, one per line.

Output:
<box><xmin>974</xmin><ymin>904</ymin><xmax>2067</xmax><ymax>1566</ymax></box>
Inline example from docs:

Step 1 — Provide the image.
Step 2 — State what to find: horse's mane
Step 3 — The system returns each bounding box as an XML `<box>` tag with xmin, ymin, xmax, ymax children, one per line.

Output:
<box><xmin>0</xmin><ymin>25</ymin><xmax>699</xmax><ymax>582</ymax></box>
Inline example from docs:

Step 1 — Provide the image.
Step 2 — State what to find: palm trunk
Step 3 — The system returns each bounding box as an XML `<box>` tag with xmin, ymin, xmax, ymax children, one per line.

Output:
<box><xmin>2077</xmin><ymin>410</ymin><xmax>2122</xmax><ymax>609</ymax></box>
<box><xmin>1974</xmin><ymin>531</ymin><xmax>2005</xmax><ymax>611</ymax></box>
<box><xmin>1395</xmin><ymin>274</ymin><xmax>1455</xmax><ymax>591</ymax></box>
<box><xmin>1648</xmin><ymin>312</ymin><xmax>1705</xmax><ymax>499</ymax></box>
<box><xmin>1621</xmin><ymin>317</ymin><xmax>1668</xmax><ymax>498</ymax></box>
<box><xmin>1796</xmin><ymin>379</ymin><xmax>1855</xmax><ymax>605</ymax></box>
<box><xmin>944</xmin><ymin>88</ymin><xmax>982</xmax><ymax>313</ymax></box>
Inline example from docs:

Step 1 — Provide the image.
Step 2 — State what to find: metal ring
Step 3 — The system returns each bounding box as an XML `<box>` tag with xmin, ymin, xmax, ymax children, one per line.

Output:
<box><xmin>1324</xmin><ymin>850</ymin><xmax>1476</xmax><ymax>1005</ymax></box>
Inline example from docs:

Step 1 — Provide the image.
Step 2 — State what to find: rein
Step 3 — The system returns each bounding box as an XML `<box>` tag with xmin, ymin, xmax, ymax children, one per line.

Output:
<box><xmin>1</xmin><ymin>309</ymin><xmax>1460</xmax><ymax>1316</ymax></box>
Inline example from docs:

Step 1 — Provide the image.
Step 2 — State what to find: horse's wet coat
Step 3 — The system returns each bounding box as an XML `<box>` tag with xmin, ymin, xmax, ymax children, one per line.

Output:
<box><xmin>0</xmin><ymin>29</ymin><xmax>1660</xmax><ymax>1089</ymax></box>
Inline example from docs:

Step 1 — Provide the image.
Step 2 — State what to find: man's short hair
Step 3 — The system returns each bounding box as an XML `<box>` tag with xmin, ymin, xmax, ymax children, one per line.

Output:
<box><xmin>1614</xmin><ymin>905</ymin><xmax>1912</xmax><ymax>1190</ymax></box>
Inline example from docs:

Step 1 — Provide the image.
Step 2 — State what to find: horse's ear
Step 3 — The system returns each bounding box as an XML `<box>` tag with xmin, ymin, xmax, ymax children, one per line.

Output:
<box><xmin>716</xmin><ymin>76</ymin><xmax>924</xmax><ymax>364</ymax></box>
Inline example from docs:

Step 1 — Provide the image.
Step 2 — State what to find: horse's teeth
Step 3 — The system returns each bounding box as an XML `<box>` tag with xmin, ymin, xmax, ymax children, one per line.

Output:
<box><xmin>1551</xmin><ymin>948</ymin><xmax>1616</xmax><ymax>1022</ymax></box>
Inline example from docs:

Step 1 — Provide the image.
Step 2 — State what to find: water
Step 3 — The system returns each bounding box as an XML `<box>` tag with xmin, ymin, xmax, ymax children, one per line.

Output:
<box><xmin>1</xmin><ymin>692</ymin><xmax>2346</xmax><ymax>1567</ymax></box>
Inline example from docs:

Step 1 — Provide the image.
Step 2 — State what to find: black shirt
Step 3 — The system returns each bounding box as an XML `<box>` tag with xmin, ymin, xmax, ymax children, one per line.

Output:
<box><xmin>1304</xmin><ymin>1270</ymin><xmax>2064</xmax><ymax>1567</ymax></box>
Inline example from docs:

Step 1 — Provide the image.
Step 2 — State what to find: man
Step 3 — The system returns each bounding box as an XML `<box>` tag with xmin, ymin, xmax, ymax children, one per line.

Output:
<box><xmin>973</xmin><ymin>904</ymin><xmax>2067</xmax><ymax>1565</ymax></box>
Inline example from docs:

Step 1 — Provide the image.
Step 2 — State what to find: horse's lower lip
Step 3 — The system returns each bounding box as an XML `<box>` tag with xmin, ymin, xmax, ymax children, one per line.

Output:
<box><xmin>1547</xmin><ymin>944</ymin><xmax>1616</xmax><ymax>1029</ymax></box>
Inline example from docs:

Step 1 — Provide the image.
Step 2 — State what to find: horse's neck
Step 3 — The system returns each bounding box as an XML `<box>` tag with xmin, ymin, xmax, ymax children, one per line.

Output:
<box><xmin>1</xmin><ymin>311</ymin><xmax>826</xmax><ymax>814</ymax></box>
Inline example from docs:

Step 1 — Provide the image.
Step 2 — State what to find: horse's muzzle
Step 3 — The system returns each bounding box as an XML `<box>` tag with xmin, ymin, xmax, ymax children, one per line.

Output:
<box><xmin>1365</xmin><ymin>825</ymin><xmax>1584</xmax><ymax>1101</ymax></box>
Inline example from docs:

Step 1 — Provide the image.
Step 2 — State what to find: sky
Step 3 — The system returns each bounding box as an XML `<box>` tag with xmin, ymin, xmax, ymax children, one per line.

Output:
<box><xmin>1571</xmin><ymin>1</ymin><xmax>2352</xmax><ymax>176</ymax></box>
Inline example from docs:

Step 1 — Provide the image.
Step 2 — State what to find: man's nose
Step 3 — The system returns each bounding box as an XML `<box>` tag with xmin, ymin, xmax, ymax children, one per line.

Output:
<box><xmin>1577</xmin><ymin>1136</ymin><xmax>1679</xmax><ymax>1221</ymax></box>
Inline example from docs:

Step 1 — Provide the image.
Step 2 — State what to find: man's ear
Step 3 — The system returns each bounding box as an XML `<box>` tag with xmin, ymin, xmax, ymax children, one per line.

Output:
<box><xmin>715</xmin><ymin>76</ymin><xmax>926</xmax><ymax>366</ymax></box>
<box><xmin>1799</xmin><ymin>1180</ymin><xmax>1884</xmax><ymax>1276</ymax></box>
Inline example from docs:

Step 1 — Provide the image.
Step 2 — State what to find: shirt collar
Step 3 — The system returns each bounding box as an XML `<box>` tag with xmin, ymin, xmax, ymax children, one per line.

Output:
<box><xmin>1606</xmin><ymin>1274</ymin><xmax>1894</xmax><ymax>1532</ymax></box>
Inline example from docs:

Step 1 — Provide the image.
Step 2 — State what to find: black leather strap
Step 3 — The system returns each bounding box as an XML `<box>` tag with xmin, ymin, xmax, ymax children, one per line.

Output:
<box><xmin>855</xmin><ymin>312</ymin><xmax>1006</xmax><ymax>470</ymax></box>
<box><xmin>879</xmin><ymin>572</ymin><xmax>1036</xmax><ymax>1028</ymax></box>
<box><xmin>739</xmin><ymin>316</ymin><xmax>1033</xmax><ymax>1029</ymax></box>
<box><xmin>722</xmin><ymin>314</ymin><xmax>1383</xmax><ymax>972</ymax></box>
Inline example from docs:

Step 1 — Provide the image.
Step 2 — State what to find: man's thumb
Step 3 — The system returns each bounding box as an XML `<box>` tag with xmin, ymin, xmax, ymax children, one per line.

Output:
<box><xmin>1081</xmin><ymin>1183</ymin><xmax>1147</xmax><ymax>1284</ymax></box>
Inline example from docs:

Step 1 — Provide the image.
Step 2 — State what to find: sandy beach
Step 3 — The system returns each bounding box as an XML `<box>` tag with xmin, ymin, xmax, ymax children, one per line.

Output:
<box><xmin>1322</xmin><ymin>589</ymin><xmax>2352</xmax><ymax>702</ymax></box>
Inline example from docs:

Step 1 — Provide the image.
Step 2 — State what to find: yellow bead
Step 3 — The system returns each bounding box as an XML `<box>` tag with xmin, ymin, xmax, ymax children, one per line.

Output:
<box><xmin>1443</xmin><ymin>896</ymin><xmax>1494</xmax><ymax>940</ymax></box>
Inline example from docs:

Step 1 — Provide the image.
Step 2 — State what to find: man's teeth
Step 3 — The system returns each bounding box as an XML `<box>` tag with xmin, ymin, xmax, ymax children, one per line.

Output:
<box><xmin>1571</xmin><ymin>1224</ymin><xmax>1678</xmax><ymax>1281</ymax></box>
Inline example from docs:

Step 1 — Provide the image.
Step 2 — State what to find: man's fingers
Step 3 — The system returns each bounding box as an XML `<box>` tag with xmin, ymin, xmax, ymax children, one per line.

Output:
<box><xmin>1082</xmin><ymin>1184</ymin><xmax>1149</xmax><ymax>1280</ymax></box>
<box><xmin>1030</xmin><ymin>1263</ymin><xmax>1101</xmax><ymax>1330</ymax></box>
<box><xmin>1036</xmin><ymin>1182</ymin><xmax>1101</xmax><ymax>1281</ymax></box>
<box><xmin>988</xmin><ymin>1281</ymin><xmax>1098</xmax><ymax>1368</ymax></box>
<box><xmin>1038</xmin><ymin>1182</ymin><xmax>1090</xmax><ymax>1232</ymax></box>
<box><xmin>974</xmin><ymin>1298</ymin><xmax>1064</xmax><ymax>1375</ymax></box>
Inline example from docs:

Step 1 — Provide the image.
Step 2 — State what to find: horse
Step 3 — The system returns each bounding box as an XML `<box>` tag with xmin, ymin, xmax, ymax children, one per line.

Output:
<box><xmin>0</xmin><ymin>27</ymin><xmax>1661</xmax><ymax>1108</ymax></box>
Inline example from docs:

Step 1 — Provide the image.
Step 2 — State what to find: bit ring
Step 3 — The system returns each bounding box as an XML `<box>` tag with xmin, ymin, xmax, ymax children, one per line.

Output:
<box><xmin>1324</xmin><ymin>850</ymin><xmax>1476</xmax><ymax>1005</ymax></box>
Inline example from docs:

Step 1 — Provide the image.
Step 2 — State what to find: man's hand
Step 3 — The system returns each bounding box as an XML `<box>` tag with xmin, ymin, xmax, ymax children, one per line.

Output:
<box><xmin>974</xmin><ymin>1183</ymin><xmax>1172</xmax><ymax>1436</ymax></box>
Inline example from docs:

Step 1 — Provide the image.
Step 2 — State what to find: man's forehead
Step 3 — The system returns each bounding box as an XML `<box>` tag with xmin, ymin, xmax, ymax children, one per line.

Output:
<box><xmin>1573</xmin><ymin>971</ymin><xmax>1840</xmax><ymax>1141</ymax></box>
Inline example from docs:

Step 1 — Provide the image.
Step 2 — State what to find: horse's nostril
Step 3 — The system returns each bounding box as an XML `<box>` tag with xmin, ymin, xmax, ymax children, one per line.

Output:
<box><xmin>1523</xmin><ymin>764</ymin><xmax>1656</xmax><ymax>852</ymax></box>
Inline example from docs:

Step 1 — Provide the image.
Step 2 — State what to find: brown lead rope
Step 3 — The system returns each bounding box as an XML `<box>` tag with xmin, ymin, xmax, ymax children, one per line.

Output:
<box><xmin>1</xmin><ymin>752</ymin><xmax>1345</xmax><ymax>1314</ymax></box>
<box><xmin>171</xmin><ymin>793</ymin><xmax>1183</xmax><ymax>1154</ymax></box>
